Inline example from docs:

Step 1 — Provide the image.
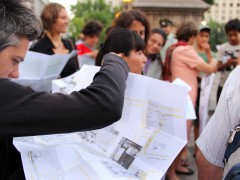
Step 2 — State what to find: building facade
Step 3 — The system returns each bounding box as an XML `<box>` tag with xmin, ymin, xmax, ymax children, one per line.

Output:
<box><xmin>132</xmin><ymin>0</ymin><xmax>210</xmax><ymax>28</ymax></box>
<box><xmin>77</xmin><ymin>0</ymin><xmax>123</xmax><ymax>8</ymax></box>
<box><xmin>24</xmin><ymin>0</ymin><xmax>49</xmax><ymax>17</ymax></box>
<box><xmin>106</xmin><ymin>0</ymin><xmax>123</xmax><ymax>7</ymax></box>
<box><xmin>34</xmin><ymin>0</ymin><xmax>49</xmax><ymax>17</ymax></box>
<box><xmin>204</xmin><ymin>0</ymin><xmax>240</xmax><ymax>24</ymax></box>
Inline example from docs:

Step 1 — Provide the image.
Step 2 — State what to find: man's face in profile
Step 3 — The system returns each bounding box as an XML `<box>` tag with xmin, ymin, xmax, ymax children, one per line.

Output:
<box><xmin>0</xmin><ymin>37</ymin><xmax>29</xmax><ymax>78</ymax></box>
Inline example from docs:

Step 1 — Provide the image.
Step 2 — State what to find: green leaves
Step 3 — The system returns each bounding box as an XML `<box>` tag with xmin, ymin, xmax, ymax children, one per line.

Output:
<box><xmin>203</xmin><ymin>0</ymin><xmax>214</xmax><ymax>5</ymax></box>
<box><xmin>69</xmin><ymin>0</ymin><xmax>121</xmax><ymax>44</ymax></box>
<box><xmin>208</xmin><ymin>18</ymin><xmax>227</xmax><ymax>52</ymax></box>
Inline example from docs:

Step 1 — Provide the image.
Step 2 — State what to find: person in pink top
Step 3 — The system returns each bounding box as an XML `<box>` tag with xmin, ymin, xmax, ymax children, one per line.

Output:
<box><xmin>164</xmin><ymin>21</ymin><xmax>217</xmax><ymax>180</ymax></box>
<box><xmin>171</xmin><ymin>45</ymin><xmax>205</xmax><ymax>105</ymax></box>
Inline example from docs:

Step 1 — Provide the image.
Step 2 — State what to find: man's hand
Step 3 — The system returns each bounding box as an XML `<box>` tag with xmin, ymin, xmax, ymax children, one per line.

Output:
<box><xmin>202</xmin><ymin>43</ymin><xmax>211</xmax><ymax>54</ymax></box>
<box><xmin>218</xmin><ymin>58</ymin><xmax>238</xmax><ymax>71</ymax></box>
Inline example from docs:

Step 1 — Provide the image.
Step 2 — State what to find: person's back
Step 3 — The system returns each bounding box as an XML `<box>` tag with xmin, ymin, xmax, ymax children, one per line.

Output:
<box><xmin>171</xmin><ymin>45</ymin><xmax>204</xmax><ymax>104</ymax></box>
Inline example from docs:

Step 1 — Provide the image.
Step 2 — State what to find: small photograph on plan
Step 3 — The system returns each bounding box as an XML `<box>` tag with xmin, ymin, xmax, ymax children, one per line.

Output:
<box><xmin>111</xmin><ymin>137</ymin><xmax>142</xmax><ymax>169</ymax></box>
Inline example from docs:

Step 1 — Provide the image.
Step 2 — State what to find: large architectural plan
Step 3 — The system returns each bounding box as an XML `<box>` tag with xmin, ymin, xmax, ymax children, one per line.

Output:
<box><xmin>14</xmin><ymin>65</ymin><xmax>188</xmax><ymax>180</ymax></box>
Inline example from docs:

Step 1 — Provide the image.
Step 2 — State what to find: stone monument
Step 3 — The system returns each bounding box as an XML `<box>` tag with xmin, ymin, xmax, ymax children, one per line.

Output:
<box><xmin>132</xmin><ymin>0</ymin><xmax>210</xmax><ymax>28</ymax></box>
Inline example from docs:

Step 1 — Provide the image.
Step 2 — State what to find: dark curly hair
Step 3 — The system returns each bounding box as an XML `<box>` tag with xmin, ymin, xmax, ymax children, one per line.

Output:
<box><xmin>113</xmin><ymin>9</ymin><xmax>150</xmax><ymax>43</ymax></box>
<box><xmin>225</xmin><ymin>18</ymin><xmax>240</xmax><ymax>33</ymax></box>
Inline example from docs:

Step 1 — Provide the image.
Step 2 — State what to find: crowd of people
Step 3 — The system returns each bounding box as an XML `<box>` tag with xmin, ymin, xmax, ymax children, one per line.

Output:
<box><xmin>1</xmin><ymin>0</ymin><xmax>240</xmax><ymax>180</ymax></box>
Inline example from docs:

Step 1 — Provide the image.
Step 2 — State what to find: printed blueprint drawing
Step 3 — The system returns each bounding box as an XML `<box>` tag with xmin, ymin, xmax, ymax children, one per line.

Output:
<box><xmin>14</xmin><ymin>65</ymin><xmax>188</xmax><ymax>180</ymax></box>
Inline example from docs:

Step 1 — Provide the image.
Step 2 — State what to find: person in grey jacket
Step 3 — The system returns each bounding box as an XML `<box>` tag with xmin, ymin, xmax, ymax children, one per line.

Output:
<box><xmin>0</xmin><ymin>0</ymin><xmax>129</xmax><ymax>179</ymax></box>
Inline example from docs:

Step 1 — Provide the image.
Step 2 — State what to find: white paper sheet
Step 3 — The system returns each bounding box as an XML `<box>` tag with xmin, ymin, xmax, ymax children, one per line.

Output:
<box><xmin>172</xmin><ymin>78</ymin><xmax>197</xmax><ymax>120</ymax></box>
<box><xmin>78</xmin><ymin>55</ymin><xmax>95</xmax><ymax>68</ymax></box>
<box><xmin>199</xmin><ymin>73</ymin><xmax>215</xmax><ymax>133</ymax></box>
<box><xmin>14</xmin><ymin>65</ymin><xmax>188</xmax><ymax>180</ymax></box>
<box><xmin>12</xmin><ymin>50</ymin><xmax>78</xmax><ymax>92</ymax></box>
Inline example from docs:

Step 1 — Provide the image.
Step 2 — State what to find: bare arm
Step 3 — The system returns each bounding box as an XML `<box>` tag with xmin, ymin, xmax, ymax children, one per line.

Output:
<box><xmin>194</xmin><ymin>43</ymin><xmax>217</xmax><ymax>73</ymax></box>
<box><xmin>202</xmin><ymin>43</ymin><xmax>212</xmax><ymax>63</ymax></box>
<box><xmin>196</xmin><ymin>150</ymin><xmax>223</xmax><ymax>180</ymax></box>
<box><xmin>195</xmin><ymin>58</ymin><xmax>218</xmax><ymax>73</ymax></box>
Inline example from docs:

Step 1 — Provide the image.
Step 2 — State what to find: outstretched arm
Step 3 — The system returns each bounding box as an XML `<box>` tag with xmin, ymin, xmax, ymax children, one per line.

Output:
<box><xmin>0</xmin><ymin>53</ymin><xmax>129</xmax><ymax>137</ymax></box>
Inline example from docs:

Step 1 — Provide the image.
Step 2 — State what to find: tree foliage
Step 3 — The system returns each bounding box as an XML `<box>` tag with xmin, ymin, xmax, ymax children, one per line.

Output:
<box><xmin>208</xmin><ymin>18</ymin><xmax>227</xmax><ymax>52</ymax></box>
<box><xmin>69</xmin><ymin>0</ymin><xmax>121</xmax><ymax>43</ymax></box>
<box><xmin>203</xmin><ymin>0</ymin><xmax>214</xmax><ymax>5</ymax></box>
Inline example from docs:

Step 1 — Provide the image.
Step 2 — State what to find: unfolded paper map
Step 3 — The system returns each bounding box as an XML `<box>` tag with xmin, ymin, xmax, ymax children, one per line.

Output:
<box><xmin>14</xmin><ymin>65</ymin><xmax>188</xmax><ymax>180</ymax></box>
<box><xmin>12</xmin><ymin>50</ymin><xmax>77</xmax><ymax>92</ymax></box>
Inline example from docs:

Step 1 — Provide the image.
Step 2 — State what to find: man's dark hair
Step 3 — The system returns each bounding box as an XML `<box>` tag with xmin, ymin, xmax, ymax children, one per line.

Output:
<box><xmin>82</xmin><ymin>20</ymin><xmax>103</xmax><ymax>37</ymax></box>
<box><xmin>225</xmin><ymin>18</ymin><xmax>240</xmax><ymax>33</ymax></box>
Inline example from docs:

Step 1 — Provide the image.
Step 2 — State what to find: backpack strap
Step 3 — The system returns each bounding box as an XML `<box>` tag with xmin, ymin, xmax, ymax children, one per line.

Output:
<box><xmin>223</xmin><ymin>125</ymin><xmax>240</xmax><ymax>179</ymax></box>
<box><xmin>223</xmin><ymin>125</ymin><xmax>240</xmax><ymax>165</ymax></box>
